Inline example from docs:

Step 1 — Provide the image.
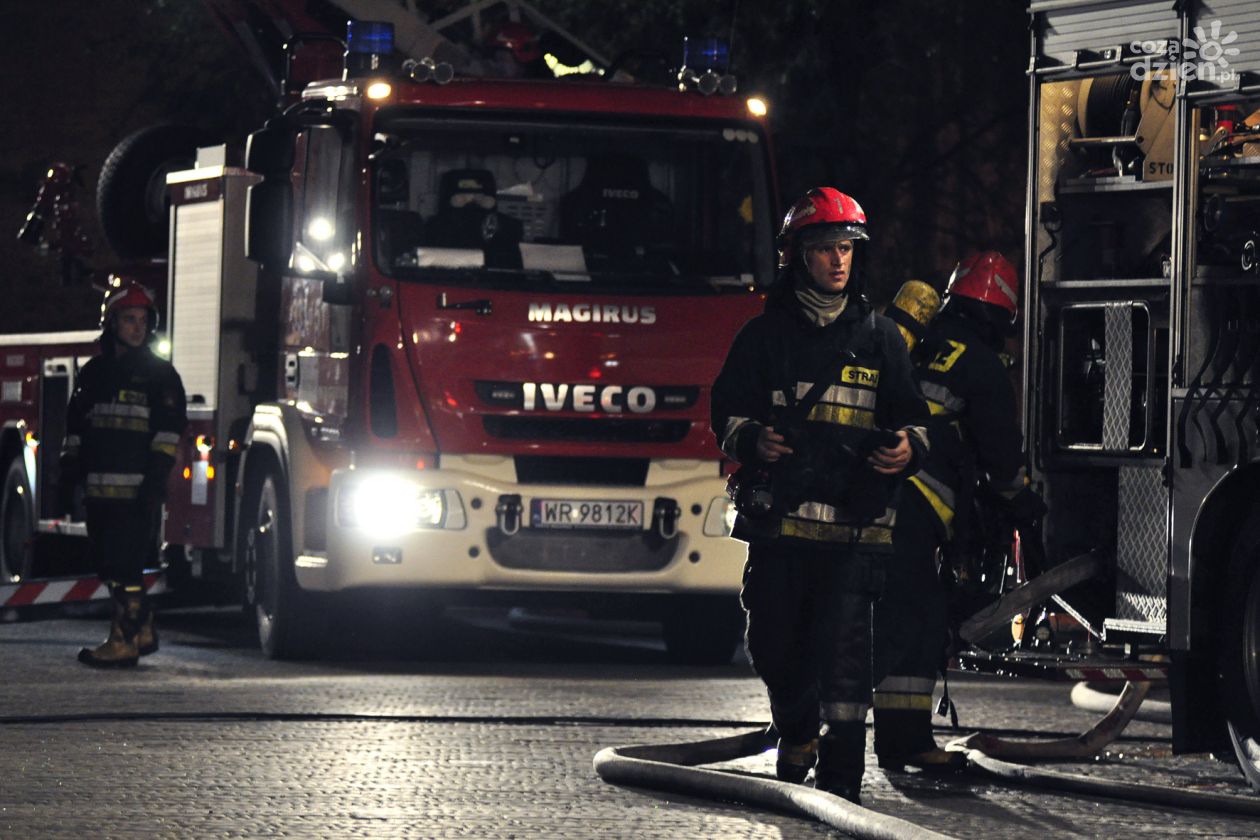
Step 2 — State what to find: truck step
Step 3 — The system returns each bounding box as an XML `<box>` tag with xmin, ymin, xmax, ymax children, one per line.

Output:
<box><xmin>957</xmin><ymin>647</ymin><xmax>1168</xmax><ymax>683</ymax></box>
<box><xmin>1</xmin><ymin>572</ymin><xmax>165</xmax><ymax>610</ymax></box>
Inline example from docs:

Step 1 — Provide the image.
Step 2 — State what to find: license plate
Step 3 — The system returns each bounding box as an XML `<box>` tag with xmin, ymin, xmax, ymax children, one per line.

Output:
<box><xmin>530</xmin><ymin>499</ymin><xmax>645</xmax><ymax>530</ymax></box>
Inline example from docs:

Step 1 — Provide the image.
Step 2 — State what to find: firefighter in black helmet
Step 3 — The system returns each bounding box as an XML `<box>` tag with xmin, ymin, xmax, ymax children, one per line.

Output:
<box><xmin>711</xmin><ymin>188</ymin><xmax>930</xmax><ymax>804</ymax></box>
<box><xmin>61</xmin><ymin>278</ymin><xmax>187</xmax><ymax>667</ymax></box>
<box><xmin>873</xmin><ymin>252</ymin><xmax>1043</xmax><ymax>770</ymax></box>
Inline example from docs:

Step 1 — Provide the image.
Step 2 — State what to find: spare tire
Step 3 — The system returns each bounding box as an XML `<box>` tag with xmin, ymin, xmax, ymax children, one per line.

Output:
<box><xmin>97</xmin><ymin>124</ymin><xmax>211</xmax><ymax>259</ymax></box>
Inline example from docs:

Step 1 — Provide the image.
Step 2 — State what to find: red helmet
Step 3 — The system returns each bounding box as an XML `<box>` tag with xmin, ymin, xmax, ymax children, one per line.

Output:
<box><xmin>485</xmin><ymin>20</ymin><xmax>542</xmax><ymax>64</ymax></box>
<box><xmin>777</xmin><ymin>187</ymin><xmax>868</xmax><ymax>269</ymax></box>
<box><xmin>100</xmin><ymin>278</ymin><xmax>159</xmax><ymax>332</ymax></box>
<box><xmin>945</xmin><ymin>251</ymin><xmax>1020</xmax><ymax>321</ymax></box>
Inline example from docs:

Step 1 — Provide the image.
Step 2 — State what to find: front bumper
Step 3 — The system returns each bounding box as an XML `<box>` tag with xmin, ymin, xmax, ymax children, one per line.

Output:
<box><xmin>295</xmin><ymin>455</ymin><xmax>743</xmax><ymax>595</ymax></box>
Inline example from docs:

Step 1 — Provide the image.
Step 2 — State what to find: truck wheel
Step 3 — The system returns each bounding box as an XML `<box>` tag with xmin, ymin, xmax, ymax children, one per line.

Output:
<box><xmin>0</xmin><ymin>458</ymin><xmax>35</xmax><ymax>583</ymax></box>
<box><xmin>662</xmin><ymin>596</ymin><xmax>744</xmax><ymax>665</ymax></box>
<box><xmin>240</xmin><ymin>464</ymin><xmax>323</xmax><ymax>659</ymax></box>
<box><xmin>1219</xmin><ymin>506</ymin><xmax>1260</xmax><ymax>790</ymax></box>
<box><xmin>96</xmin><ymin>124</ymin><xmax>209</xmax><ymax>259</ymax></box>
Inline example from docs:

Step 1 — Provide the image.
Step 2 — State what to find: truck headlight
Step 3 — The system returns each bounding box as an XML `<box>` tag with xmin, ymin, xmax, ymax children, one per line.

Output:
<box><xmin>703</xmin><ymin>496</ymin><xmax>737</xmax><ymax>537</ymax></box>
<box><xmin>337</xmin><ymin>474</ymin><xmax>463</xmax><ymax>536</ymax></box>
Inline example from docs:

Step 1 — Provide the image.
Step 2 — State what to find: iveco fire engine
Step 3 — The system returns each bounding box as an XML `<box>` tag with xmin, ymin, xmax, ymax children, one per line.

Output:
<box><xmin>960</xmin><ymin>0</ymin><xmax>1260</xmax><ymax>790</ymax></box>
<box><xmin>0</xmin><ymin>2</ymin><xmax>776</xmax><ymax>664</ymax></box>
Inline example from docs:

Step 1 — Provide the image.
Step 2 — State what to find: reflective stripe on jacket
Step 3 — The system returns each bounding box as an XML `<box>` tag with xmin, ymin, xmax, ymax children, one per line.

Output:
<box><xmin>712</xmin><ymin>293</ymin><xmax>930</xmax><ymax>550</ymax></box>
<box><xmin>61</xmin><ymin>346</ymin><xmax>187</xmax><ymax>506</ymax></box>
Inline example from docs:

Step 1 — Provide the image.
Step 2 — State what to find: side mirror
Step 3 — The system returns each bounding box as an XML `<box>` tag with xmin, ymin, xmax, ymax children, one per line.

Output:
<box><xmin>245</xmin><ymin>122</ymin><xmax>295</xmax><ymax>177</ymax></box>
<box><xmin>245</xmin><ymin>180</ymin><xmax>293</xmax><ymax>272</ymax></box>
<box><xmin>244</xmin><ymin>121</ymin><xmax>296</xmax><ymax>273</ymax></box>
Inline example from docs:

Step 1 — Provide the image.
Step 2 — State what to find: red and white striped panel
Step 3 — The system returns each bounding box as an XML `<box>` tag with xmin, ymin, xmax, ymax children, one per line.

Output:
<box><xmin>1</xmin><ymin>573</ymin><xmax>165</xmax><ymax>608</ymax></box>
<box><xmin>1062</xmin><ymin>665</ymin><xmax>1169</xmax><ymax>682</ymax></box>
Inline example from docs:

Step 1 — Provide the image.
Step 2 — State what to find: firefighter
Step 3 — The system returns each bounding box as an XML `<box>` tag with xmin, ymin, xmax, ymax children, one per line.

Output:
<box><xmin>424</xmin><ymin>168</ymin><xmax>524</xmax><ymax>269</ymax></box>
<box><xmin>61</xmin><ymin>279</ymin><xmax>187</xmax><ymax>667</ymax></box>
<box><xmin>872</xmin><ymin>251</ymin><xmax>1040</xmax><ymax>770</ymax></box>
<box><xmin>711</xmin><ymin>188</ymin><xmax>930</xmax><ymax>804</ymax></box>
<box><xmin>479</xmin><ymin>19</ymin><xmax>550</xmax><ymax>79</ymax></box>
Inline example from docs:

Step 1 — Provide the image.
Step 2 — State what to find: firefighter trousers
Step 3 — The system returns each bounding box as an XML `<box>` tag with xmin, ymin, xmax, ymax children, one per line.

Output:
<box><xmin>741</xmin><ymin>540</ymin><xmax>884</xmax><ymax>784</ymax></box>
<box><xmin>85</xmin><ymin>500</ymin><xmax>161</xmax><ymax>588</ymax></box>
<box><xmin>872</xmin><ymin>488</ymin><xmax>949</xmax><ymax>757</ymax></box>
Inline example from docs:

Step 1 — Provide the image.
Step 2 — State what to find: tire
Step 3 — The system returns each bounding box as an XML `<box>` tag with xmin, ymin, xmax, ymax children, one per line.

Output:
<box><xmin>662</xmin><ymin>596</ymin><xmax>744</xmax><ymax>665</ymax></box>
<box><xmin>239</xmin><ymin>462</ymin><xmax>324</xmax><ymax>659</ymax></box>
<box><xmin>96</xmin><ymin>124</ymin><xmax>210</xmax><ymax>259</ymax></box>
<box><xmin>1218</xmin><ymin>505</ymin><xmax>1260</xmax><ymax>790</ymax></box>
<box><xmin>0</xmin><ymin>458</ymin><xmax>35</xmax><ymax>583</ymax></box>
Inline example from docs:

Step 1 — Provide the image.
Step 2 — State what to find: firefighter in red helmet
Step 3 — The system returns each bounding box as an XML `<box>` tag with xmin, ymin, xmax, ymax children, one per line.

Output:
<box><xmin>480</xmin><ymin>19</ymin><xmax>549</xmax><ymax>78</ymax></box>
<box><xmin>60</xmin><ymin>278</ymin><xmax>186</xmax><ymax>667</ymax></box>
<box><xmin>711</xmin><ymin>187</ymin><xmax>931</xmax><ymax>803</ymax></box>
<box><xmin>872</xmin><ymin>251</ymin><xmax>1043</xmax><ymax>770</ymax></box>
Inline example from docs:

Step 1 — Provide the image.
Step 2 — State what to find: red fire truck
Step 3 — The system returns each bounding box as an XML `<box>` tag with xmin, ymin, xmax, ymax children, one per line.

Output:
<box><xmin>0</xmin><ymin>2</ymin><xmax>777</xmax><ymax>664</ymax></box>
<box><xmin>957</xmin><ymin>0</ymin><xmax>1260</xmax><ymax>790</ymax></box>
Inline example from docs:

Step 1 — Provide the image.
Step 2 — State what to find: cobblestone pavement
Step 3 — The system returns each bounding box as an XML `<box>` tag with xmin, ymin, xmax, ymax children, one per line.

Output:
<box><xmin>2</xmin><ymin>604</ymin><xmax>1258</xmax><ymax>839</ymax></box>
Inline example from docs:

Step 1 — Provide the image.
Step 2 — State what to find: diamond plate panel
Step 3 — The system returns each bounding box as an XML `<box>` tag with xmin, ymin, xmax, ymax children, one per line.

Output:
<box><xmin>1115</xmin><ymin>465</ymin><xmax>1167</xmax><ymax>627</ymax></box>
<box><xmin>1038</xmin><ymin>80</ymin><xmax>1081</xmax><ymax>204</ymax></box>
<box><xmin>1103</xmin><ymin>304</ymin><xmax>1134</xmax><ymax>450</ymax></box>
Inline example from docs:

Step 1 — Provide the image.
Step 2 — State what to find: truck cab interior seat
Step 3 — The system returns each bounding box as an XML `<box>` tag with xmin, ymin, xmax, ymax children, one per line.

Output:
<box><xmin>558</xmin><ymin>155</ymin><xmax>674</xmax><ymax>258</ymax></box>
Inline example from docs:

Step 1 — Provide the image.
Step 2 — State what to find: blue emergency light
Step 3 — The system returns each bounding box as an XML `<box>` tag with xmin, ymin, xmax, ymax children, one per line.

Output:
<box><xmin>345</xmin><ymin>20</ymin><xmax>395</xmax><ymax>78</ymax></box>
<box><xmin>347</xmin><ymin>21</ymin><xmax>394</xmax><ymax>54</ymax></box>
<box><xmin>682</xmin><ymin>37</ymin><xmax>730</xmax><ymax>73</ymax></box>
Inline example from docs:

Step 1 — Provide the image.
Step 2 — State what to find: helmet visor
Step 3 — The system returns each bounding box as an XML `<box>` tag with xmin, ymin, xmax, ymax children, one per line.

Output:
<box><xmin>799</xmin><ymin>222</ymin><xmax>868</xmax><ymax>251</ymax></box>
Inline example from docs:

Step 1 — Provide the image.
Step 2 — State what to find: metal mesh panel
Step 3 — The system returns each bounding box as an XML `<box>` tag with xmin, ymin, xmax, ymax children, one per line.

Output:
<box><xmin>1115</xmin><ymin>465</ymin><xmax>1167</xmax><ymax>627</ymax></box>
<box><xmin>1103</xmin><ymin>304</ymin><xmax>1134</xmax><ymax>450</ymax></box>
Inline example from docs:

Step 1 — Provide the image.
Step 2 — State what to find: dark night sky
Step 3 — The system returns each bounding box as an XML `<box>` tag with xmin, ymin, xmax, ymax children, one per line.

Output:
<box><xmin>0</xmin><ymin>1</ymin><xmax>1030</xmax><ymax>334</ymax></box>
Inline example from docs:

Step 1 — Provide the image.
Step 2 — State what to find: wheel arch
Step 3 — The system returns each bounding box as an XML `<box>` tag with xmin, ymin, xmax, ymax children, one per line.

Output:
<box><xmin>1188</xmin><ymin>465</ymin><xmax>1260</xmax><ymax>633</ymax></box>
<box><xmin>0</xmin><ymin>423</ymin><xmax>26</xmax><ymax>476</ymax></box>
<box><xmin>1180</xmin><ymin>464</ymin><xmax>1260</xmax><ymax>752</ymax></box>
<box><xmin>233</xmin><ymin>404</ymin><xmax>338</xmax><ymax>578</ymax></box>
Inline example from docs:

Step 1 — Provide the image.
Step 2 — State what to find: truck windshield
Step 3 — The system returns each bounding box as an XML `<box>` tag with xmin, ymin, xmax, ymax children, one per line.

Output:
<box><xmin>370</xmin><ymin>113</ymin><xmax>774</xmax><ymax>293</ymax></box>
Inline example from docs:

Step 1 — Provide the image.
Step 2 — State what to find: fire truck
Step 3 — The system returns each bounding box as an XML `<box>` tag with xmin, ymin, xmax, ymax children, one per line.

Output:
<box><xmin>0</xmin><ymin>1</ymin><xmax>777</xmax><ymax>664</ymax></box>
<box><xmin>958</xmin><ymin>0</ymin><xmax>1260</xmax><ymax>790</ymax></box>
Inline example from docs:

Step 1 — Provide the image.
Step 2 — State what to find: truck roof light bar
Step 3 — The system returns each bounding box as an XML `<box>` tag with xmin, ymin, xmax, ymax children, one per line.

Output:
<box><xmin>403</xmin><ymin>57</ymin><xmax>455</xmax><ymax>85</ymax></box>
<box><xmin>678</xmin><ymin>36</ymin><xmax>737</xmax><ymax>96</ymax></box>
<box><xmin>679</xmin><ymin>67</ymin><xmax>738</xmax><ymax>96</ymax></box>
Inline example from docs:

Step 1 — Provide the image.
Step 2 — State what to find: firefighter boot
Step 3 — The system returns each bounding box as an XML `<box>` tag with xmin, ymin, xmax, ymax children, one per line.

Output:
<box><xmin>77</xmin><ymin>587</ymin><xmax>141</xmax><ymax>667</ymax></box>
<box><xmin>874</xmin><ymin>707</ymin><xmax>965</xmax><ymax>773</ymax></box>
<box><xmin>813</xmin><ymin>721</ymin><xmax>867</xmax><ymax>804</ymax></box>
<box><xmin>135</xmin><ymin>596</ymin><xmax>158</xmax><ymax>656</ymax></box>
<box><xmin>775</xmin><ymin>737</ymin><xmax>818</xmax><ymax>784</ymax></box>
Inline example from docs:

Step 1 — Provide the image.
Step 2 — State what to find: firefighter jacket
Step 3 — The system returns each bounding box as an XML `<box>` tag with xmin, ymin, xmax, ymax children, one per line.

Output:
<box><xmin>61</xmin><ymin>345</ymin><xmax>187</xmax><ymax>506</ymax></box>
<box><xmin>712</xmin><ymin>293</ymin><xmax>930</xmax><ymax>549</ymax></box>
<box><xmin>907</xmin><ymin>311</ymin><xmax>1025</xmax><ymax>540</ymax></box>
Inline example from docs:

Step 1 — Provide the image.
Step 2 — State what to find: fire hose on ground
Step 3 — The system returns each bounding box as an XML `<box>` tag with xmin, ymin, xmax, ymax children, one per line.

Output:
<box><xmin>593</xmin><ymin>728</ymin><xmax>956</xmax><ymax>840</ymax></box>
<box><xmin>594</xmin><ymin>679</ymin><xmax>1260</xmax><ymax>837</ymax></box>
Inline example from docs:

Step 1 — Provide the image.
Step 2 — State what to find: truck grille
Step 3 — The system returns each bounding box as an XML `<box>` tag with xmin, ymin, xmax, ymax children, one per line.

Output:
<box><xmin>482</xmin><ymin>416</ymin><xmax>690</xmax><ymax>443</ymax></box>
<box><xmin>515</xmin><ymin>456</ymin><xmax>649</xmax><ymax>486</ymax></box>
<box><xmin>486</xmin><ymin>528</ymin><xmax>678</xmax><ymax>572</ymax></box>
